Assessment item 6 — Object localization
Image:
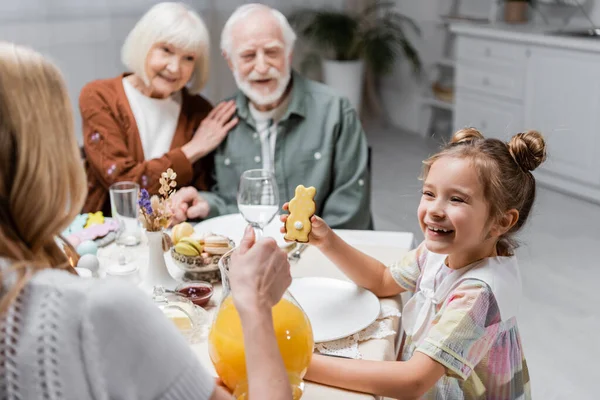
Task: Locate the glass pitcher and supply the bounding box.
[208,248,314,400]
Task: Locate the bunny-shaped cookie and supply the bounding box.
[284,185,316,243]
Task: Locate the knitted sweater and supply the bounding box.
[0,264,215,400]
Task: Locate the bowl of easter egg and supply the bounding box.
[169,225,234,283]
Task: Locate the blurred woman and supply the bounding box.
[0,41,292,400]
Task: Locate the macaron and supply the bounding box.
[174,242,198,256]
[190,232,211,244]
[180,237,203,253]
[171,222,194,245]
[174,237,203,256]
[203,235,231,255]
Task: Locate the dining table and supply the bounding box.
[96,216,415,400]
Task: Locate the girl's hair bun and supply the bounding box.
[508,130,547,172]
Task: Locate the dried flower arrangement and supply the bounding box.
[138,168,177,232]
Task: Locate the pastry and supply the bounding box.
[174,237,203,256]
[62,213,89,236]
[284,185,316,243]
[172,222,194,245]
[85,211,104,228]
[203,235,231,255]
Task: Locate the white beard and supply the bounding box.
[234,64,291,106]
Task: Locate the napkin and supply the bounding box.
[315,305,401,359]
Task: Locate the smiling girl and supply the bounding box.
[281,128,546,399]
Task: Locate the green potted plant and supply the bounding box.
[503,0,534,24]
[288,1,421,111]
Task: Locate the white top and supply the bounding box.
[249,94,291,172]
[122,78,182,160]
[0,261,215,400]
[402,252,522,346]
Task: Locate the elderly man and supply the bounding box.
[173,3,371,229]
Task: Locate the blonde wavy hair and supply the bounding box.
[0,42,87,313]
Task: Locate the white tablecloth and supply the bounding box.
[97,227,414,399]
[192,230,414,400]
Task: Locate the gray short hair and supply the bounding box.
[121,2,210,94]
[221,4,296,58]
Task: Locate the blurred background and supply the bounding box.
[2,0,599,398]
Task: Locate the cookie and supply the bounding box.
[72,219,119,243]
[85,211,104,228]
[63,213,89,236]
[284,185,316,243]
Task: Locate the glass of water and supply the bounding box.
[109,181,142,247]
[237,169,279,239]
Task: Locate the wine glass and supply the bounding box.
[237,169,279,239]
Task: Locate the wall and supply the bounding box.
[378,0,484,135]
[377,0,435,135]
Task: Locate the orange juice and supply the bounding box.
[208,296,314,399]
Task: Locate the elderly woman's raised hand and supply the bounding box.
[181,100,238,163]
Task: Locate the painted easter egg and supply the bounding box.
[76,240,98,256]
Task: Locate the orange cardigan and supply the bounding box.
[80,73,214,214]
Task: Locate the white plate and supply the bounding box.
[288,277,381,343]
[192,213,291,248]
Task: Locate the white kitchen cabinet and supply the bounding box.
[451,23,600,204]
[525,47,600,191]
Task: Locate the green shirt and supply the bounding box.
[201,72,372,229]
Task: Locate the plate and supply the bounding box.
[192,213,291,248]
[288,277,381,343]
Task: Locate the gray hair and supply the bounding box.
[220,4,296,58]
[121,2,210,94]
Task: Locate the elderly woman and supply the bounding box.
[81,2,237,214]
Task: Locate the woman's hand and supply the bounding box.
[182,100,238,163]
[279,203,334,250]
[229,226,292,316]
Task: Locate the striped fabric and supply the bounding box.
[390,244,531,399]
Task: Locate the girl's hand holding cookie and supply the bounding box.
[280,203,333,249]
